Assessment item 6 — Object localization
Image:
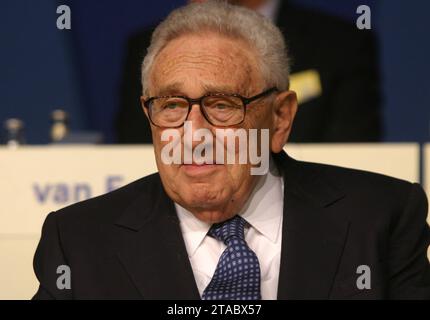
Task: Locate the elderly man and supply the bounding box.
[117,0,381,143]
[33,1,430,300]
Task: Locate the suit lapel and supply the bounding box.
[114,176,200,299]
[274,152,350,299]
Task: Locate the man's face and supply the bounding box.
[144,33,295,223]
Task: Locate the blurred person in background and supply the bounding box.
[116,0,381,143]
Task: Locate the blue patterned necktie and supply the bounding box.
[202,215,262,300]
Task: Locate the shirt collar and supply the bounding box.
[175,203,211,258]
[238,158,284,243]
[175,157,284,257]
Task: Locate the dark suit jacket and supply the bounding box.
[115,2,381,143]
[33,152,430,299]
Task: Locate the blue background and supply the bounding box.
[0,0,429,143]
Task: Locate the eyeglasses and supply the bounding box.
[142,87,278,128]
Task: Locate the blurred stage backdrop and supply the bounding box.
[0,0,430,144]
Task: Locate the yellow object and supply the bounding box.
[289,69,322,104]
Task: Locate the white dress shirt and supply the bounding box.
[175,162,284,300]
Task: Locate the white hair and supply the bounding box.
[141,0,290,95]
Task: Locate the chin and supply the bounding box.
[178,192,235,222]
[192,210,236,224]
[183,183,227,203]
[182,194,224,211]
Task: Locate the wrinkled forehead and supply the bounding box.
[148,33,264,97]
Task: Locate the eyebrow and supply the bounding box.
[155,82,184,96]
[154,82,245,97]
[202,84,244,95]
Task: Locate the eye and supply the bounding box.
[160,98,188,111]
[164,102,180,110]
[204,97,241,110]
[214,103,229,110]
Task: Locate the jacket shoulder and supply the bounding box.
[296,158,415,196]
[292,158,426,214]
[49,172,162,226]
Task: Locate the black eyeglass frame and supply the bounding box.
[142,87,278,128]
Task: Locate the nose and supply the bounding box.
[186,103,211,129]
[184,103,214,152]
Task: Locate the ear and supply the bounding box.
[140,96,150,120]
[271,90,298,153]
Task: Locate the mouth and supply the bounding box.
[180,163,222,176]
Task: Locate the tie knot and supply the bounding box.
[208,215,246,245]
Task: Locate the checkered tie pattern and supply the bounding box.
[202,215,261,300]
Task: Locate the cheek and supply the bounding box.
[152,127,182,162]
[225,163,252,189]
[223,165,258,207]
[157,163,180,190]
[152,133,182,188]
[247,106,272,129]
[244,107,273,151]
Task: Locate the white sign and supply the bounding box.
[0,143,423,299]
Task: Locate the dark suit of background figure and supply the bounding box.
[33,151,430,299]
[115,1,382,143]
